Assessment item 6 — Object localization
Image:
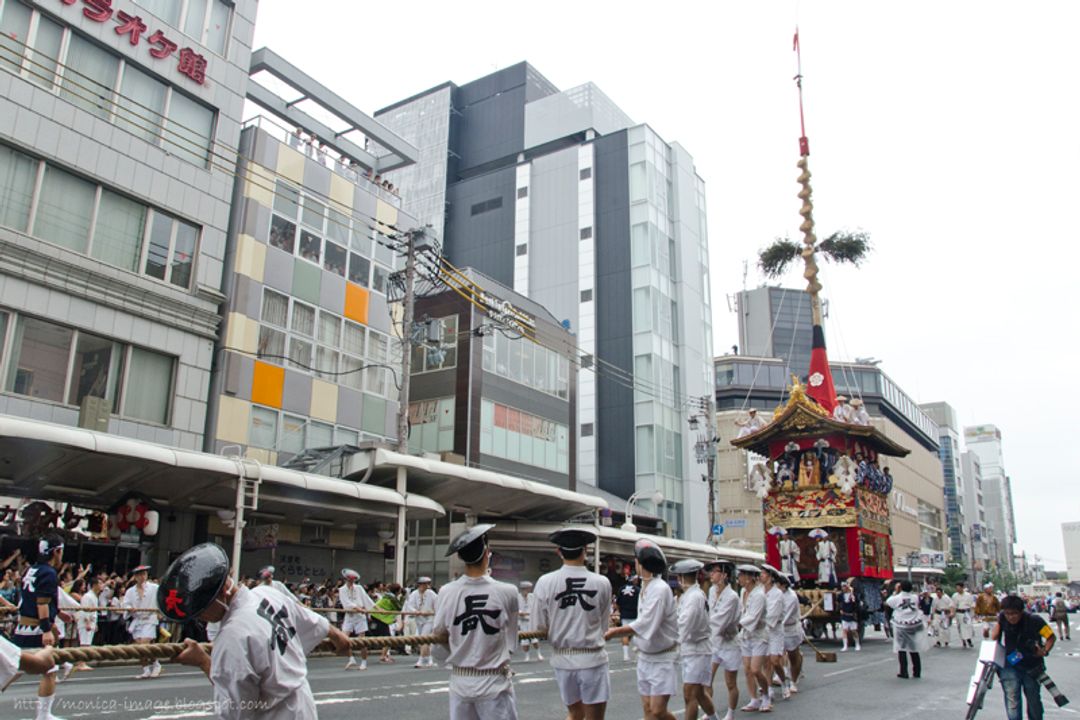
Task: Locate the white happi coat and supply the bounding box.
[630,576,678,660]
[778,538,800,581]
[930,594,954,639]
[338,582,375,634]
[517,592,535,633]
[952,590,975,640]
[739,584,768,643]
[79,589,99,635]
[815,541,837,585]
[677,585,711,658]
[122,582,160,637]
[533,564,612,670]
[782,588,804,641]
[403,587,438,634]
[708,584,741,653]
[209,585,329,720]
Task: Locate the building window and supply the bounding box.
[482,333,570,400]
[581,423,594,437]
[411,316,458,374]
[0,145,36,232]
[4,314,174,424]
[580,289,593,303]
[516,187,528,199]
[516,244,528,257]
[480,399,568,473]
[470,197,503,216]
[580,227,593,240]
[581,354,593,369]
[579,167,592,180]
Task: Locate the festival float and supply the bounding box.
[729,31,911,639]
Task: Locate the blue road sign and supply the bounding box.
[712,524,724,536]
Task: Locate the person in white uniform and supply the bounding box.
[671,559,718,720]
[402,576,439,668]
[706,561,741,720]
[777,532,800,584]
[736,564,771,713]
[76,576,101,672]
[779,574,804,695]
[814,534,838,588]
[517,581,542,662]
[432,523,520,720]
[122,565,161,679]
[0,637,55,694]
[951,582,975,648]
[532,527,612,720]
[832,396,852,423]
[605,539,678,720]
[170,543,350,720]
[339,569,375,670]
[930,586,954,647]
[760,565,787,703]
[849,398,870,425]
[257,566,299,603]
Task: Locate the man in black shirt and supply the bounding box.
[992,594,1056,720]
[614,573,640,662]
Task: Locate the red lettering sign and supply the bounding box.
[114,10,146,45]
[82,0,113,22]
[177,47,207,85]
[146,29,177,60]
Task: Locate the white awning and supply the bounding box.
[0,415,444,525]
[346,447,607,520]
[893,566,945,576]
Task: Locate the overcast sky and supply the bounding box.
[253,1,1080,571]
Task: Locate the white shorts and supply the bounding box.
[680,654,712,686]
[712,646,742,673]
[768,632,785,656]
[449,686,518,720]
[740,638,769,658]
[342,614,369,636]
[554,665,610,706]
[783,634,804,652]
[840,620,858,631]
[78,628,95,647]
[130,622,157,641]
[636,659,677,698]
[416,621,434,637]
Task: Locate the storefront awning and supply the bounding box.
[0,415,444,527]
[346,447,607,520]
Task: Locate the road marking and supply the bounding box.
[822,657,892,677]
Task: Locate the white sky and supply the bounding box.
[252,1,1080,571]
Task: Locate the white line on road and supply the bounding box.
[822,657,893,677]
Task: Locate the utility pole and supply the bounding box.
[691,395,720,545]
[395,227,419,453]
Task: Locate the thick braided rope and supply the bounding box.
[52,630,548,665]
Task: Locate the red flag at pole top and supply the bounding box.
[793,28,799,51]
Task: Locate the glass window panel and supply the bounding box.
[315,346,338,380]
[165,91,213,166]
[342,321,365,355]
[123,347,173,424]
[279,414,305,455]
[0,0,31,75]
[143,212,171,280]
[327,208,349,245]
[288,337,312,371]
[206,0,230,55]
[29,14,63,89]
[0,144,36,231]
[335,426,358,446]
[301,198,325,230]
[117,64,166,144]
[371,264,388,294]
[307,420,333,448]
[261,289,288,327]
[136,0,181,24]
[367,332,387,363]
[290,302,315,337]
[183,0,208,41]
[170,220,197,288]
[269,215,296,254]
[273,181,299,218]
[324,241,346,277]
[365,366,386,396]
[68,332,121,411]
[92,190,145,272]
[348,252,370,286]
[340,354,364,390]
[317,312,340,345]
[34,166,95,252]
[257,325,284,363]
[248,406,277,449]
[299,230,321,263]
[61,35,119,119]
[508,337,522,382]
[7,316,73,403]
[349,223,370,253]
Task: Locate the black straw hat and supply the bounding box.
[446,523,496,563]
[157,543,229,622]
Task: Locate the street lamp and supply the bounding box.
[622,490,664,533]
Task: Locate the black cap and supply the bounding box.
[634,538,667,575]
[669,558,704,576]
[704,560,734,575]
[446,523,496,563]
[548,527,597,551]
[157,543,229,622]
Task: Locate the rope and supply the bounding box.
[51,631,548,665]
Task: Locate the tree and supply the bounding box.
[942,564,968,587]
[983,567,1019,593]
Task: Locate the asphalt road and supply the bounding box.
[4,623,1078,719]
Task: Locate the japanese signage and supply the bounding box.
[58,0,209,85]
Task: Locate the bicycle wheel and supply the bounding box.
[965,664,995,720]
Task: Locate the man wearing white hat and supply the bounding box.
[849,398,870,425]
[974,582,1000,638]
[518,580,542,662]
[123,564,161,679]
[814,531,838,588]
[402,576,438,668]
[706,561,741,720]
[672,559,718,720]
[951,581,975,648]
[779,574,804,695]
[775,529,800,584]
[736,564,770,713]
[258,566,299,603]
[339,569,375,670]
[533,527,612,719]
[735,409,766,438]
[832,396,852,423]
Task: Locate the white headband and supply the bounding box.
[39,539,62,555]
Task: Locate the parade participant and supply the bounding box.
[760,565,788,700]
[736,564,770,713]
[849,398,870,425]
[735,409,766,438]
[14,534,66,720]
[991,594,1057,720]
[432,523,520,720]
[257,566,299,603]
[339,569,374,670]
[371,583,403,664]
[1049,593,1070,641]
[975,582,1001,638]
[669,559,717,720]
[776,530,800,583]
[122,565,161,679]
[76,576,102,672]
[533,527,612,720]
[614,572,641,662]
[517,581,542,662]
[952,582,976,648]
[605,539,678,720]
[168,543,349,719]
[706,561,741,720]
[832,395,852,423]
[814,532,838,588]
[0,638,55,693]
[779,574,803,695]
[930,586,954,647]
[886,580,927,679]
[838,580,861,652]
[402,576,438,668]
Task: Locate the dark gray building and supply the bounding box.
[377,64,714,540]
[736,286,814,381]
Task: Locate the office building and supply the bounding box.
[377,64,714,540]
[964,424,1016,571]
[962,450,991,579]
[1062,522,1080,583]
[921,401,968,568]
[735,286,814,380]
